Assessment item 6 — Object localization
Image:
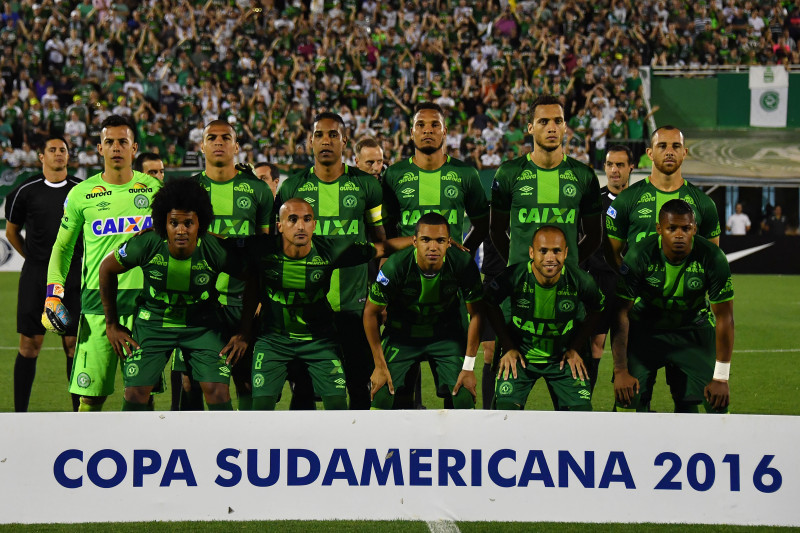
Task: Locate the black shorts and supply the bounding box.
[17,261,81,337]
[589,268,619,337]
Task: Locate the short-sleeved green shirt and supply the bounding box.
[186,171,273,305]
[114,231,239,327]
[606,178,721,247]
[382,156,489,242]
[47,171,162,315]
[617,234,733,331]
[246,234,377,341]
[276,165,383,312]
[484,262,605,364]
[368,246,483,340]
[491,153,602,266]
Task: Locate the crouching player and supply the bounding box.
[486,226,604,410]
[239,198,414,410]
[98,178,248,410]
[365,213,484,409]
[613,200,734,413]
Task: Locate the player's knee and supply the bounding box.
[321,395,347,410]
[200,382,231,404]
[495,398,523,410]
[252,396,277,410]
[451,387,475,409]
[563,403,592,412]
[371,387,394,410]
[674,401,700,414]
[18,335,43,358]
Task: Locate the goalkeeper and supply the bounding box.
[45,115,161,411]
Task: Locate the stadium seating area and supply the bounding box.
[0,0,797,170]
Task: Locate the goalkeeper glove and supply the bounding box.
[42,283,71,334]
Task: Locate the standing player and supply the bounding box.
[44,115,161,411]
[254,162,281,198]
[134,152,165,181]
[182,119,273,410]
[275,112,385,410]
[582,145,633,392]
[6,136,82,412]
[491,94,602,268]
[366,213,485,410]
[486,226,605,410]
[354,136,385,179]
[383,103,489,253]
[242,199,412,410]
[613,200,733,413]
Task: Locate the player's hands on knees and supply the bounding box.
[613,367,639,407]
[497,349,525,380]
[106,323,139,359]
[453,370,477,399]
[369,365,393,400]
[220,334,248,366]
[561,349,587,381]
[704,379,729,411]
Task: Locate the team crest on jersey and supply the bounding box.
[444,185,459,199]
[343,194,357,208]
[134,194,150,208]
[194,272,210,285]
[559,300,575,312]
[376,271,390,286]
[562,184,577,198]
[126,364,139,377]
[237,196,252,209]
[498,382,513,395]
[687,277,703,290]
[76,372,91,388]
[561,170,577,181]
[310,270,323,282]
[234,182,254,193]
[86,186,111,199]
[253,373,264,388]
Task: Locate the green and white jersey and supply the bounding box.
[276,165,383,312]
[492,153,602,267]
[189,171,273,305]
[47,171,162,315]
[617,234,733,331]
[113,231,240,328]
[382,156,489,242]
[606,178,721,247]
[484,262,605,364]
[368,247,483,340]
[246,234,377,341]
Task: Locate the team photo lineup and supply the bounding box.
[4,0,772,415]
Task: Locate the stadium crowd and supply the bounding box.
[0,0,798,172]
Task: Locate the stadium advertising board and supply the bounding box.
[0,411,796,526]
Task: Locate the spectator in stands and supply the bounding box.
[761,204,788,236]
[726,203,751,236]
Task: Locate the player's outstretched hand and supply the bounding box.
[453,370,477,400]
[560,349,587,381]
[497,349,525,380]
[220,334,249,366]
[106,323,140,359]
[448,237,469,253]
[704,379,730,411]
[41,283,70,334]
[369,365,394,400]
[613,368,640,407]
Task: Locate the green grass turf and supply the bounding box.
[0,273,797,413]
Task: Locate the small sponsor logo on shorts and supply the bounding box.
[138,309,151,320]
[253,374,264,388]
[219,366,231,376]
[134,194,150,209]
[126,364,139,377]
[578,388,590,400]
[562,183,577,198]
[76,372,91,388]
[498,382,513,396]
[236,196,252,209]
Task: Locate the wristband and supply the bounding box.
[462,355,476,371]
[713,361,730,381]
[47,283,65,299]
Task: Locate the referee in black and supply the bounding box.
[5,136,82,412]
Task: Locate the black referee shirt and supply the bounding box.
[583,185,617,274]
[4,174,83,263]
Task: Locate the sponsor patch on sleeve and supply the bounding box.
[118,242,128,258]
[607,206,617,219]
[376,271,390,286]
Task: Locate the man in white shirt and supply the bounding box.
[727,202,751,235]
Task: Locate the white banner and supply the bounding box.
[749,66,789,127]
[0,229,24,272]
[0,411,797,526]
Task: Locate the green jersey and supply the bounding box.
[382,156,489,242]
[368,247,483,340]
[276,165,383,312]
[485,262,605,364]
[492,153,602,266]
[246,234,377,340]
[617,234,733,331]
[113,231,240,327]
[189,171,273,305]
[606,178,722,246]
[47,171,162,315]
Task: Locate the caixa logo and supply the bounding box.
[92,216,153,236]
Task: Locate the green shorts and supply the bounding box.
[69,313,134,397]
[251,334,345,399]
[382,335,466,397]
[624,326,716,409]
[124,320,231,388]
[495,360,592,410]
